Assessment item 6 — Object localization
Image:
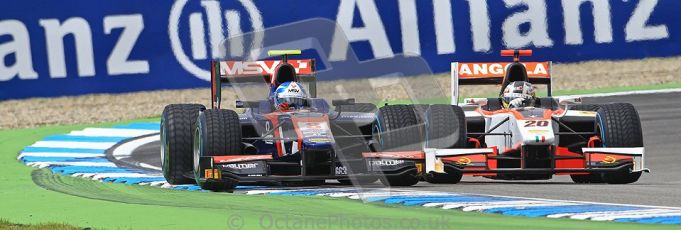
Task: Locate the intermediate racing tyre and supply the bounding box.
[336,103,377,113]
[423,105,466,184]
[596,103,644,184]
[193,109,242,191]
[372,105,422,186]
[161,104,205,184]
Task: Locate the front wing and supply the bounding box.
[362,147,648,177]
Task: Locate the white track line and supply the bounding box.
[112,134,161,171]
[446,192,681,211]
[460,201,578,212]
[18,152,105,158]
[69,128,157,137]
[31,141,117,150]
[27,162,117,168]
[563,88,681,99]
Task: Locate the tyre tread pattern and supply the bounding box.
[162,104,205,184]
[597,103,644,184]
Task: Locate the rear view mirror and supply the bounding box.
[463,98,488,107]
[235,100,262,108]
[557,96,582,106]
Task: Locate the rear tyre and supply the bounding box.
[336,103,377,113]
[193,109,242,191]
[596,103,644,184]
[373,105,422,186]
[423,105,467,184]
[161,104,205,184]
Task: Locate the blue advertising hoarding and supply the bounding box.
[1,0,679,99]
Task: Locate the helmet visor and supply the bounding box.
[277,97,307,108]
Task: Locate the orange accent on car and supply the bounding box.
[468,137,481,148]
[213,155,273,163]
[587,136,601,148]
[362,151,425,159]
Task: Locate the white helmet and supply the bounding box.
[502,81,536,108]
[273,81,308,109]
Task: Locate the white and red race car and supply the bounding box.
[365,50,648,184]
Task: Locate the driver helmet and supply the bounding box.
[273,81,308,110]
[502,81,536,108]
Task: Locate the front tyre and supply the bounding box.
[193,109,242,191]
[596,103,644,184]
[372,105,422,186]
[161,104,205,184]
[422,105,467,184]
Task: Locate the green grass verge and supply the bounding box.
[379,82,681,105]
[0,119,677,229]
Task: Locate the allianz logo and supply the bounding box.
[169,0,263,81]
[0,0,262,82]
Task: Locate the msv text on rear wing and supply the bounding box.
[210,50,317,109]
[451,50,552,105]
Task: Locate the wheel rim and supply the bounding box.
[160,118,167,168]
[193,123,202,181]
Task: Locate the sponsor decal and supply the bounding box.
[219,60,313,77]
[456,157,472,165]
[601,155,617,164]
[370,159,405,166]
[224,163,258,169]
[577,111,598,116]
[527,130,550,135]
[215,155,271,163]
[457,62,550,78]
[298,122,331,138]
[308,137,331,143]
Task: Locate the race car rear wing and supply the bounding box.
[451,50,552,105]
[210,52,317,109]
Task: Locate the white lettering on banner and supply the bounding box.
[626,0,669,42]
[0,20,37,81]
[562,0,613,45]
[502,0,553,49]
[40,17,95,78]
[169,0,263,81]
[433,0,455,54]
[399,0,421,56]
[468,0,491,52]
[104,14,149,75]
[188,13,207,60]
[0,0,672,83]
[330,0,394,61]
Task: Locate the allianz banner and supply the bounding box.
[1,0,679,99]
